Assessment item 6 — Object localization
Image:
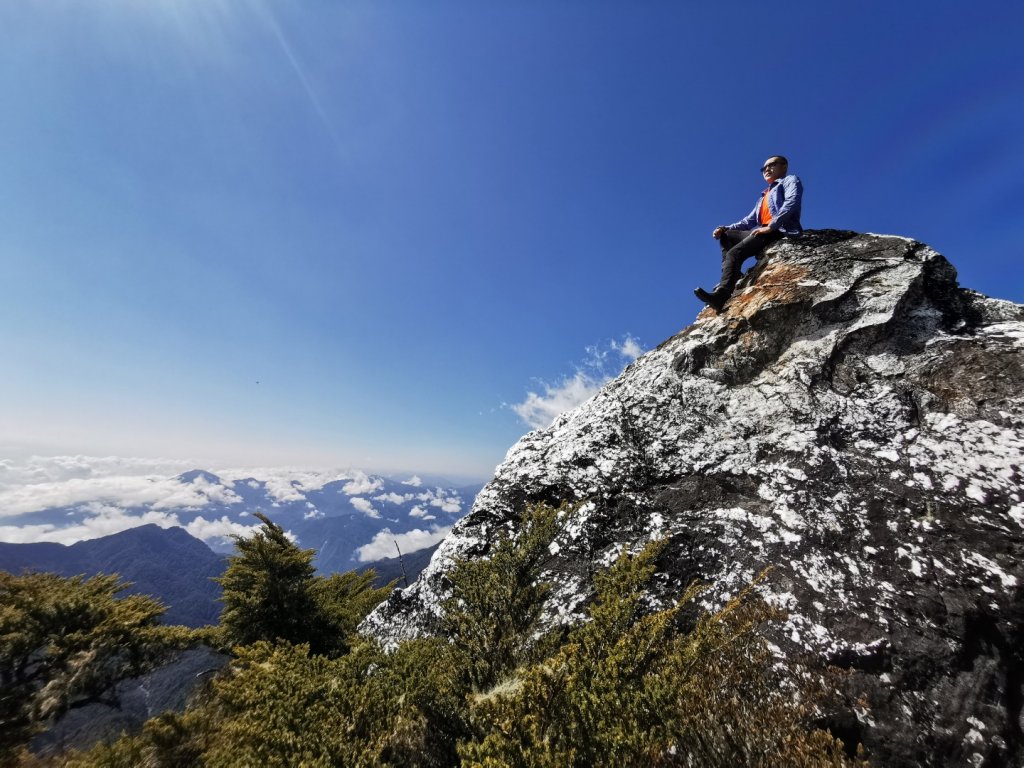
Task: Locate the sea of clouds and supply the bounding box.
[0,455,434,549]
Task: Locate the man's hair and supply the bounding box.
[770,155,788,167]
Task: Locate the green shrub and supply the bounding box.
[57,503,868,767]
[458,544,865,767]
[441,502,565,692]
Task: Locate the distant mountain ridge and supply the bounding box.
[0,524,226,627]
[0,522,446,628]
[0,466,472,625]
[0,467,482,573]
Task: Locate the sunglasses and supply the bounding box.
[761,161,781,172]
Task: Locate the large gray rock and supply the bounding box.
[362,231,1024,767]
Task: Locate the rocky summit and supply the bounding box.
[363,231,1024,767]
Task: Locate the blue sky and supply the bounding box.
[1,0,1021,481]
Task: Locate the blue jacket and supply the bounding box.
[728,174,803,235]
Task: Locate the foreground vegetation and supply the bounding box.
[2,506,867,766]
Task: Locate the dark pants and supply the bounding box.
[713,228,783,299]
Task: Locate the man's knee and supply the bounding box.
[744,229,783,254]
[727,235,760,260]
[719,230,747,248]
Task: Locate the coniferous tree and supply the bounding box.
[216,512,325,651]
[216,513,393,656]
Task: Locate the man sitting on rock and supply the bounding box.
[695,155,803,311]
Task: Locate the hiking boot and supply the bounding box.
[694,287,726,312]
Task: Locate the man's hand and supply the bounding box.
[712,226,726,239]
[753,226,773,235]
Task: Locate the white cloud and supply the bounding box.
[0,455,193,486]
[429,496,462,514]
[509,335,646,430]
[0,504,182,545]
[0,472,240,518]
[216,467,360,502]
[511,371,603,431]
[304,509,323,520]
[0,504,263,547]
[411,488,461,515]
[0,523,61,544]
[356,526,452,562]
[259,479,307,502]
[612,335,644,361]
[402,475,423,487]
[408,505,434,519]
[374,492,412,505]
[350,497,381,519]
[179,473,243,506]
[342,471,383,496]
[185,515,262,543]
[0,457,458,547]
[0,458,335,546]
